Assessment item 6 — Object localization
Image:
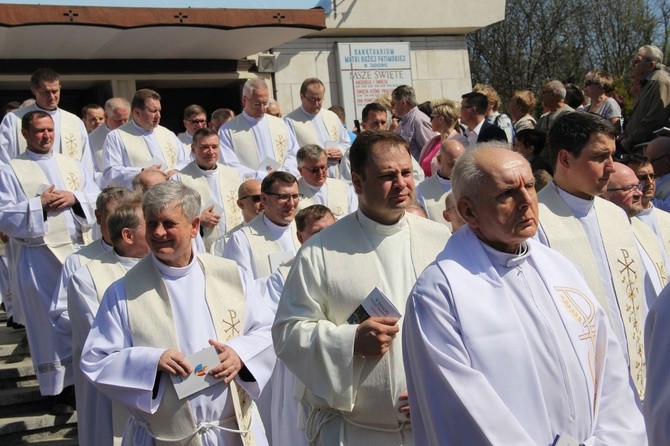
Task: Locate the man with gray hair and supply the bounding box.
[295,144,357,218]
[285,78,350,179]
[402,144,646,445]
[89,97,131,180]
[81,181,274,445]
[621,45,670,153]
[219,78,299,179]
[537,80,574,133]
[392,84,438,160]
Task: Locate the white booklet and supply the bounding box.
[257,156,281,173]
[347,287,402,324]
[202,198,224,216]
[170,346,222,399]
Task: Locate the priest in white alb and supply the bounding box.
[173,127,243,253]
[273,131,450,445]
[68,196,149,446]
[0,110,98,398]
[102,88,188,188]
[89,97,131,182]
[218,78,299,179]
[403,145,646,445]
[81,181,275,445]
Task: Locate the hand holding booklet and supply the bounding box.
[170,346,222,399]
[347,287,402,324]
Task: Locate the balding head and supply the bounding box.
[237,179,263,223]
[437,139,466,179]
[645,136,670,176]
[602,162,643,218]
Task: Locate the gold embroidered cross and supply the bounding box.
[66,172,80,190]
[165,143,176,166]
[329,125,339,141]
[64,133,78,158]
[223,309,241,336]
[618,248,638,281]
[274,135,287,165]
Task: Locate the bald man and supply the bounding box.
[443,191,465,233]
[602,162,668,307]
[415,139,465,227]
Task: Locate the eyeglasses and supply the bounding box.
[637,173,656,182]
[303,96,324,105]
[189,119,207,124]
[265,193,303,203]
[584,80,601,87]
[304,165,327,174]
[632,57,653,66]
[607,183,642,193]
[239,194,261,202]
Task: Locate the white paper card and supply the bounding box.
[170,346,221,399]
[258,156,281,172]
[202,198,224,216]
[138,156,167,171]
[37,183,51,195]
[552,434,580,446]
[347,286,402,324]
[268,251,294,274]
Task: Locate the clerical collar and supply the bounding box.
[101,238,113,252]
[242,110,264,126]
[638,205,653,217]
[197,163,218,175]
[263,213,293,232]
[299,105,318,118]
[151,249,197,279]
[554,182,594,218]
[35,104,59,115]
[356,209,408,236]
[130,119,153,136]
[113,250,142,269]
[436,172,451,184]
[26,149,53,161]
[481,239,531,268]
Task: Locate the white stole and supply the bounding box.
[228,115,289,169]
[297,178,349,218]
[124,253,255,446]
[179,162,243,252]
[14,107,84,160]
[9,152,89,262]
[538,185,646,399]
[631,218,668,289]
[286,108,341,147]
[240,216,298,278]
[418,175,450,226]
[117,122,180,168]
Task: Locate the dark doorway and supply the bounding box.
[136,82,244,134]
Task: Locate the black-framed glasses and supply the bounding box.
[239,194,261,202]
[305,166,327,174]
[189,119,207,124]
[607,183,642,193]
[584,80,601,87]
[265,193,303,203]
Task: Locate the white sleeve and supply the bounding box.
[644,287,670,444]
[102,131,141,188]
[0,166,47,238]
[221,229,255,282]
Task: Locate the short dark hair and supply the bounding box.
[515,129,547,156]
[300,78,325,96]
[30,68,59,87]
[295,204,334,232]
[391,85,417,107]
[261,171,297,194]
[131,88,161,110]
[183,104,206,119]
[21,110,51,131]
[461,92,488,115]
[620,153,651,168]
[362,102,388,122]
[548,112,616,168]
[81,103,102,118]
[107,196,143,246]
[192,127,218,144]
[564,84,584,109]
[349,130,409,178]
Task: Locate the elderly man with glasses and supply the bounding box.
[620,45,670,153]
[218,78,299,179]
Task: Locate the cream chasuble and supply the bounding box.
[631,218,668,292]
[415,174,451,226]
[273,211,450,445]
[297,178,352,218]
[178,161,243,252]
[124,253,256,446]
[227,114,290,170]
[538,183,647,399]
[637,206,670,257]
[117,121,181,169]
[236,215,299,279]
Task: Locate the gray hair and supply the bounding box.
[297,144,326,166]
[242,78,269,97]
[267,99,280,108]
[543,80,566,99]
[104,97,130,115]
[96,186,134,213]
[107,196,143,246]
[639,45,664,67]
[142,181,201,222]
[391,85,418,107]
[451,143,510,202]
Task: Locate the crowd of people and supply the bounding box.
[0,42,669,446]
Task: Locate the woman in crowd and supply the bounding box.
[417,98,467,176]
[507,90,537,133]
